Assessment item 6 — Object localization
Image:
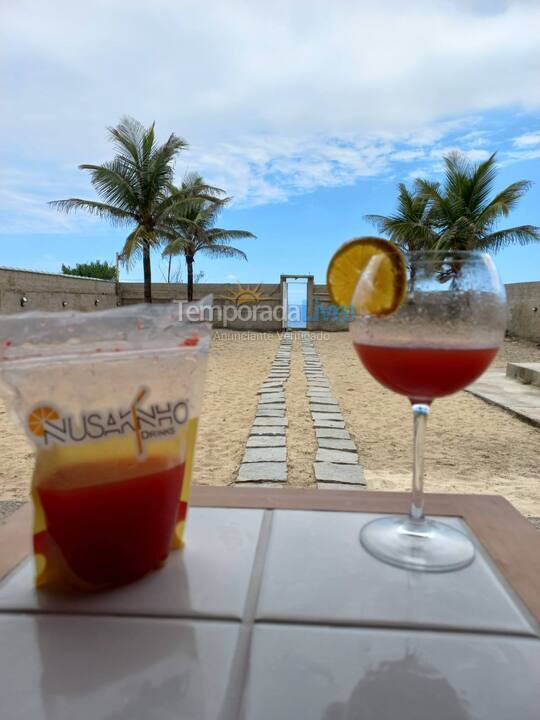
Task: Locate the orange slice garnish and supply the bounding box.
[28,406,60,437]
[327,236,407,316]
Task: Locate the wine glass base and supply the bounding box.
[360,516,475,572]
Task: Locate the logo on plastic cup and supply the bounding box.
[27,389,189,448]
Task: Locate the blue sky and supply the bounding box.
[1,1,540,286]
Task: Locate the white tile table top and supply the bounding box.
[0,613,239,720]
[0,505,539,720]
[0,507,264,620]
[256,510,538,636]
[241,624,540,720]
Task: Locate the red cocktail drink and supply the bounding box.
[347,249,507,572]
[37,457,184,587]
[354,343,497,402]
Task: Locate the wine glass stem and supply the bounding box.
[409,403,430,522]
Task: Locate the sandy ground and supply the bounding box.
[0,330,538,517]
[315,333,540,517]
[193,330,279,485]
[286,336,318,487]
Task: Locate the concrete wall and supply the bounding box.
[0,268,117,314]
[119,282,284,330]
[506,282,540,341]
[1,267,539,340]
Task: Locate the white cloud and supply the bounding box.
[513,131,540,147]
[391,150,426,162]
[1,0,540,227]
[430,147,492,162]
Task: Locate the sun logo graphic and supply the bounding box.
[218,283,274,305]
[28,406,60,437]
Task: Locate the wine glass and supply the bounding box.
[350,250,506,571]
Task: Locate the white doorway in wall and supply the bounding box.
[285,278,308,329]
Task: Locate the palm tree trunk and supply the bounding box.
[186,254,194,301]
[143,240,152,303]
[167,254,172,284]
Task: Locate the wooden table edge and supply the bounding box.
[1,488,539,625]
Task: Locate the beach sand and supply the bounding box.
[0,330,538,518]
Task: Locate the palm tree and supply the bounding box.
[367,153,539,257]
[162,174,256,301]
[416,152,539,252]
[365,183,438,254]
[50,116,192,302]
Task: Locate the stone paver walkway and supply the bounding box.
[236,333,292,485]
[300,334,365,489]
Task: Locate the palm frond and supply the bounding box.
[482,180,532,219]
[107,116,146,166]
[466,153,497,212]
[162,238,187,257]
[120,226,147,268]
[206,228,256,241]
[79,160,140,211]
[48,198,135,226]
[200,244,248,261]
[478,225,540,252]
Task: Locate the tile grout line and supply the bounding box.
[217,509,274,720]
[300,333,366,489]
[235,333,292,486]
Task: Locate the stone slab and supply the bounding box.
[315,448,358,464]
[253,417,288,427]
[307,388,333,395]
[313,419,345,429]
[317,437,357,451]
[315,428,350,439]
[313,462,365,485]
[466,369,540,428]
[307,396,336,405]
[237,462,288,482]
[310,404,340,413]
[256,407,285,417]
[242,447,287,463]
[259,394,285,404]
[250,425,286,435]
[247,435,286,447]
[312,412,343,422]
